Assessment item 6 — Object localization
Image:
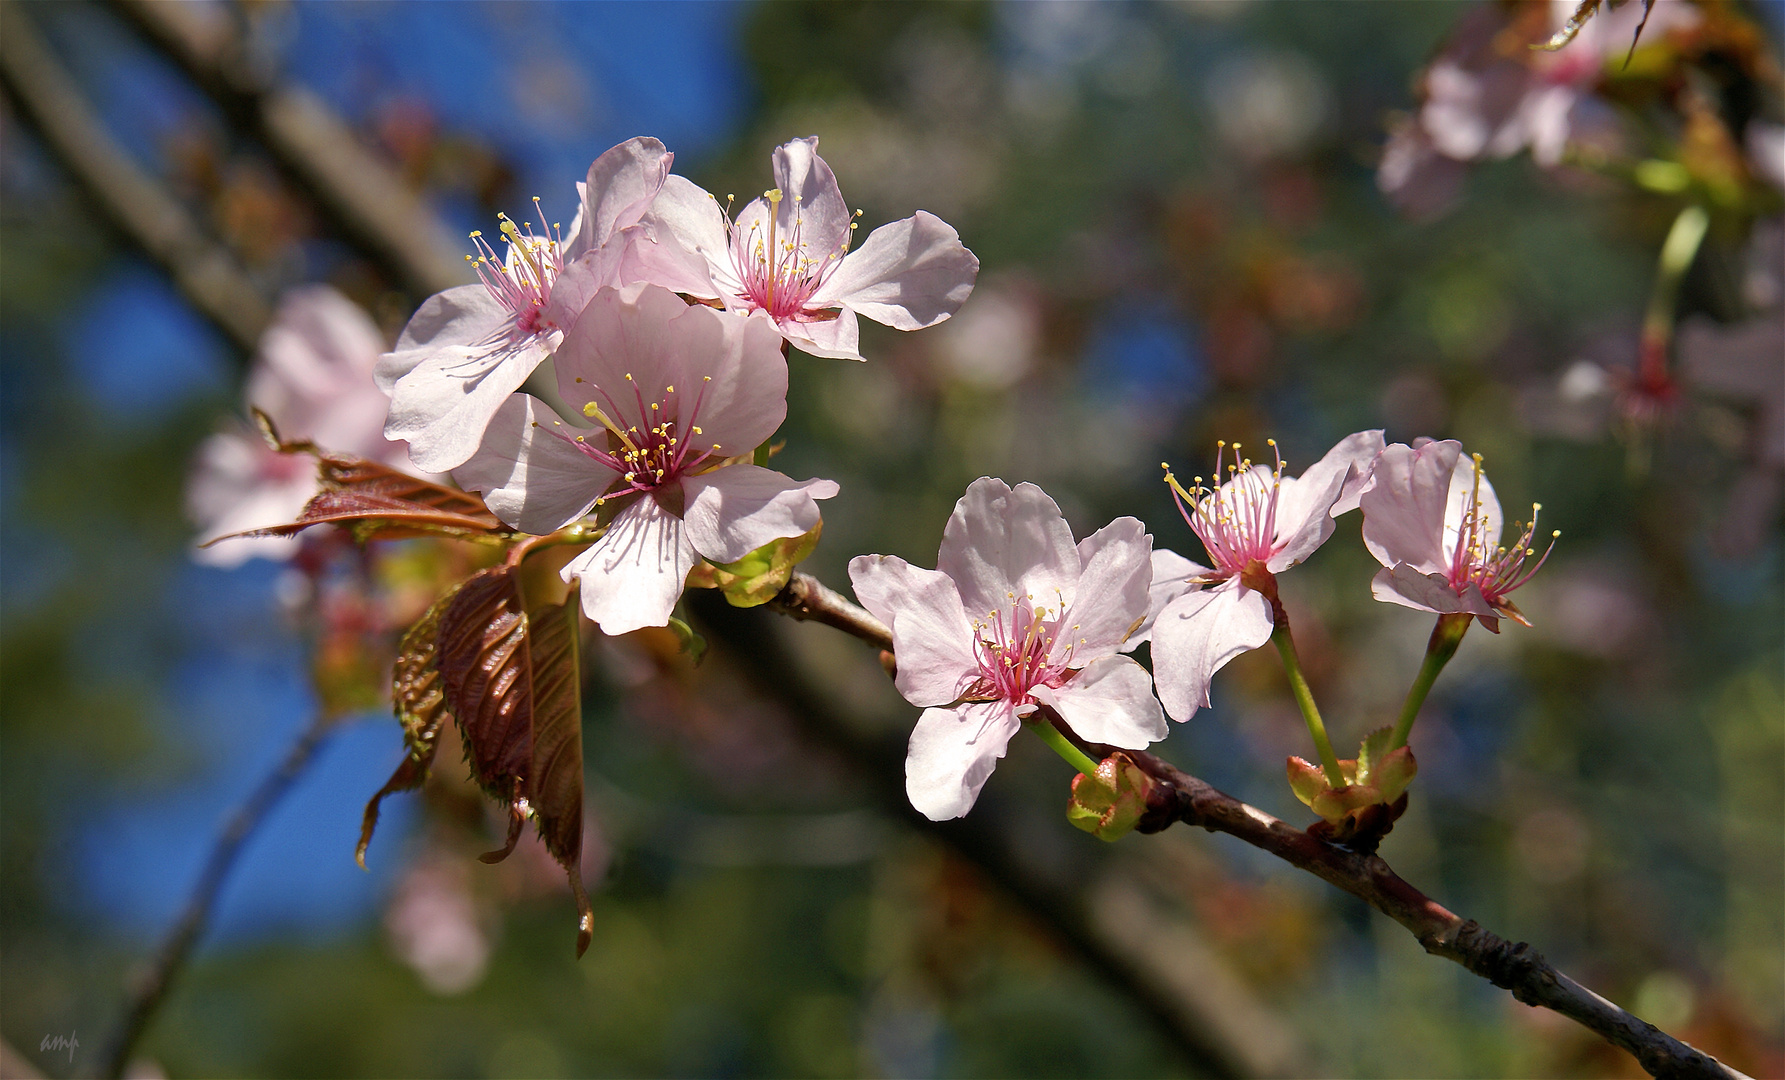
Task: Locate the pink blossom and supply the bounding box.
[188,285,419,566]
[455,284,837,635]
[1359,439,1556,631]
[849,478,1165,821]
[628,136,979,360]
[377,137,675,472]
[1148,431,1384,722]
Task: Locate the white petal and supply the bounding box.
[1268,430,1386,571]
[1031,655,1166,749]
[452,395,607,534]
[771,137,851,260]
[1371,564,1496,619]
[1063,517,1153,658]
[577,137,673,254]
[1149,581,1274,723]
[376,285,509,392]
[631,175,729,297]
[186,430,313,566]
[904,702,1021,821]
[808,212,979,330]
[681,464,837,563]
[1123,548,1210,651]
[383,333,551,474]
[564,495,697,635]
[1360,440,1461,574]
[849,554,982,709]
[779,309,863,361]
[1442,451,1504,557]
[938,478,1080,620]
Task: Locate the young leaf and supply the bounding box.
[357,580,464,868]
[434,563,592,956]
[1356,725,1396,787]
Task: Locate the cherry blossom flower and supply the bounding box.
[849,478,1165,821]
[189,285,419,566]
[1359,439,1557,631]
[628,136,979,360]
[455,284,837,635]
[1147,432,1384,722]
[377,137,676,472]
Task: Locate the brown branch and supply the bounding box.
[762,571,1749,1080]
[100,716,335,1079]
[104,0,471,300]
[0,2,272,352]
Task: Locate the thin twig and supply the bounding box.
[0,2,272,352]
[101,717,335,1079]
[763,571,1749,1080]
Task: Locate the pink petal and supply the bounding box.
[808,211,979,330]
[1361,440,1461,574]
[904,701,1021,821]
[631,175,731,298]
[849,554,981,709]
[576,137,673,256]
[1442,452,1503,555]
[452,395,608,534]
[1030,655,1165,749]
[1065,516,1153,658]
[563,495,697,635]
[187,430,313,566]
[553,284,787,457]
[770,137,852,261]
[1371,563,1496,619]
[1150,580,1274,723]
[1122,548,1209,652]
[376,284,510,392]
[938,478,1080,621]
[1268,429,1385,571]
[779,309,863,361]
[681,464,837,564]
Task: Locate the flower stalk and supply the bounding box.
[1391,613,1472,750]
[1029,715,1103,778]
[1270,623,1345,789]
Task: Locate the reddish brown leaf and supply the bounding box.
[202,446,504,548]
[434,563,590,956]
[357,580,463,868]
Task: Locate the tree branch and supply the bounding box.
[101,716,335,1079]
[0,2,272,353]
[761,571,1749,1080]
[104,0,471,301]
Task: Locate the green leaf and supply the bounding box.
[1356,726,1395,787]
[1286,756,1329,808]
[686,522,823,608]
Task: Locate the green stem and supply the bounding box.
[1272,625,1345,788]
[1029,717,1102,777]
[1391,613,1472,750]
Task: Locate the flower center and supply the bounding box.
[466,198,563,335]
[541,374,723,503]
[1162,440,1286,578]
[967,594,1082,706]
[1447,454,1558,606]
[726,188,860,321]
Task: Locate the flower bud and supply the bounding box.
[1066,752,1153,842]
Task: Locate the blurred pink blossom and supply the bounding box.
[187,285,417,566]
[850,478,1165,821]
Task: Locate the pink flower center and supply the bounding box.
[543,374,722,502]
[1446,455,1557,607]
[967,595,1081,707]
[726,188,860,321]
[467,198,564,335]
[1163,440,1286,578]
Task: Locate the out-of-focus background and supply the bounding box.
[1,1,1780,1077]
